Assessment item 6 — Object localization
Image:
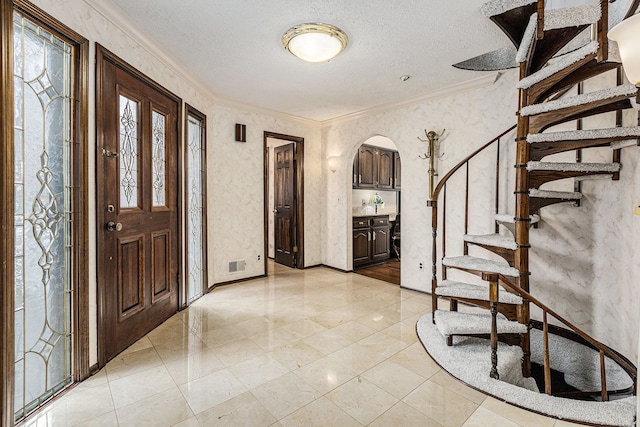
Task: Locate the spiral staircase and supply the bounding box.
[423,0,639,424]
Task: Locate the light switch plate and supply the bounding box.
[634,204,640,216]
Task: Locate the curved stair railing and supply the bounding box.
[489,274,637,400]
[428,0,639,410]
[427,124,516,320]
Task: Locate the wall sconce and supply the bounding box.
[608,13,640,87]
[327,156,339,173]
[235,123,246,142]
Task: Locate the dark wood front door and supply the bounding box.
[96,46,180,364]
[274,143,296,268]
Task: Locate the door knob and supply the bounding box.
[273,209,278,213]
[106,221,123,232]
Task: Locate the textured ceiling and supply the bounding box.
[104,0,510,122]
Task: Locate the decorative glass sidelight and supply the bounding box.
[151,111,166,206]
[119,95,139,208]
[13,12,73,421]
[186,115,205,304]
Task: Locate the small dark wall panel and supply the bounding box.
[118,238,144,315]
[152,232,169,298]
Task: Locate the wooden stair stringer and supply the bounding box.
[532,60,620,105]
[485,2,538,48]
[528,26,592,74]
[528,98,633,134]
[527,162,621,189]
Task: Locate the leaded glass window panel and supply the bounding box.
[186,115,205,304]
[13,11,73,421]
[152,111,166,206]
[119,95,139,208]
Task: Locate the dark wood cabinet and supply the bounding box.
[394,153,401,189]
[377,150,393,189]
[353,215,390,268]
[353,144,398,190]
[357,145,376,188]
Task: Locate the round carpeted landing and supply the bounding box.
[416,314,636,426]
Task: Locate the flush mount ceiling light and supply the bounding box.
[282,23,348,63]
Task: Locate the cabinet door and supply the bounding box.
[372,226,390,262]
[377,150,393,189]
[353,228,371,267]
[394,153,401,189]
[358,146,376,188]
[352,152,359,188]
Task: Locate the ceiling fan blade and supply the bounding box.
[453,46,518,71]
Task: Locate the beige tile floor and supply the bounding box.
[24,263,583,426]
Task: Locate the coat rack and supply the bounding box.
[418,129,447,198]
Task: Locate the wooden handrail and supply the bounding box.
[497,273,637,395]
[430,125,516,202]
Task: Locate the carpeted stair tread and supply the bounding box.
[611,139,638,150]
[529,189,582,200]
[526,161,620,173]
[481,0,536,17]
[517,41,598,89]
[436,280,523,304]
[443,255,519,277]
[527,126,640,143]
[417,315,637,427]
[464,233,518,250]
[516,13,537,63]
[434,310,527,336]
[543,3,601,31]
[520,84,637,116]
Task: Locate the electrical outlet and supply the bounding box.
[634,203,640,216]
[419,262,423,270]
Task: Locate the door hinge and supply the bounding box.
[293,246,298,253]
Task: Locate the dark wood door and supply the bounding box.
[358,146,376,188]
[377,150,393,189]
[97,49,179,364]
[274,144,296,267]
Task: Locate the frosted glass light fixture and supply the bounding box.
[608,13,640,86]
[327,156,339,173]
[282,23,348,63]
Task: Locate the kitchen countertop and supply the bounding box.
[353,213,396,221]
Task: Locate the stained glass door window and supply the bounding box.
[13,11,74,421]
[186,112,206,304]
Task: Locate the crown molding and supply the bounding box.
[81,0,500,130]
[82,0,321,129]
[320,72,500,127]
[211,96,321,128]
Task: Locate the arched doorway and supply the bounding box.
[350,136,401,285]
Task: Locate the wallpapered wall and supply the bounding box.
[29,0,640,367]
[322,69,640,362]
[32,0,321,365]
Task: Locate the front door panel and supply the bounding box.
[97,49,179,364]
